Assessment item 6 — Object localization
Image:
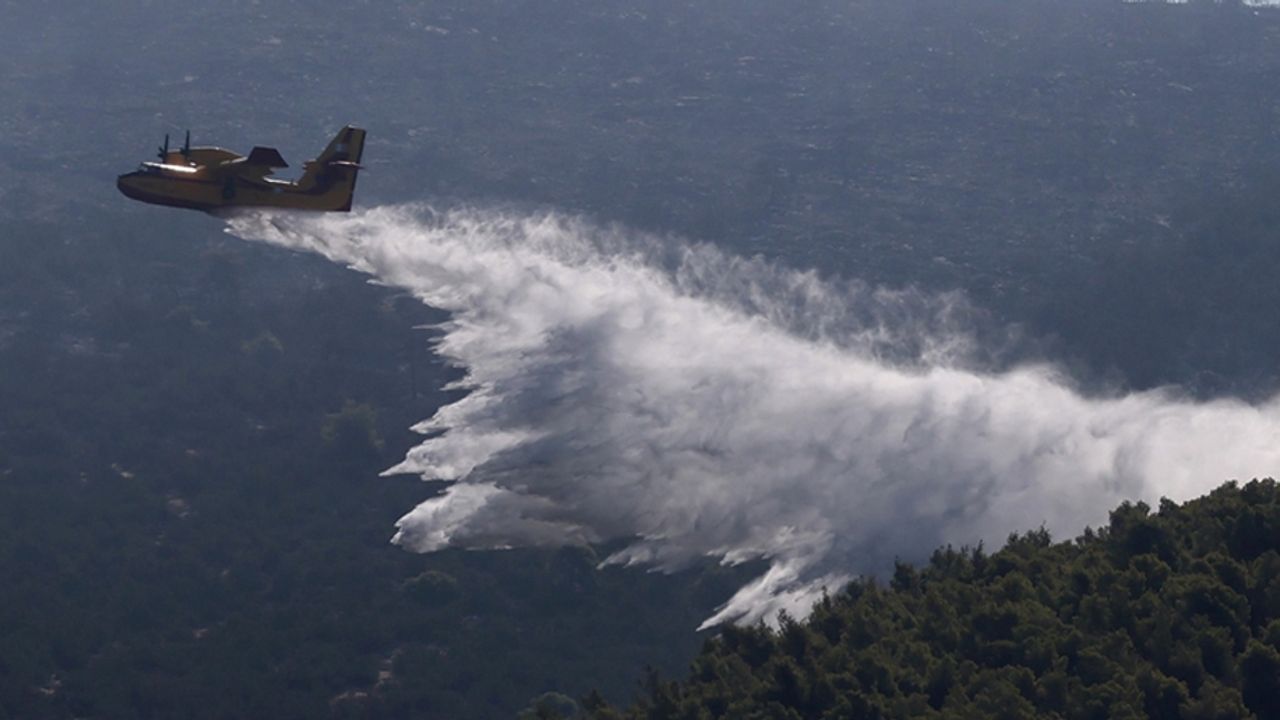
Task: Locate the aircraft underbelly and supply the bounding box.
[117,173,338,212]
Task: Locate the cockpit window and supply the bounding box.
[138,163,159,174]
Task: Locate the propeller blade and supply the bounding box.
[157,133,170,160]
[182,130,191,157]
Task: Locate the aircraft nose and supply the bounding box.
[116,173,142,200]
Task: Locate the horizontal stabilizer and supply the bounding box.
[246,146,288,168]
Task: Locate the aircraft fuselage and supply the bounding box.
[117,126,365,213]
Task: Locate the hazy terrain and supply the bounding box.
[4,1,1280,718]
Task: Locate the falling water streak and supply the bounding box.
[227,205,1280,627]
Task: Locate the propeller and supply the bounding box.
[157,133,170,160]
[181,130,191,159]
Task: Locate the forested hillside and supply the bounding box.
[585,480,1280,720]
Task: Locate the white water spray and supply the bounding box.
[228,205,1280,627]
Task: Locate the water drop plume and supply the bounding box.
[227,204,1280,628]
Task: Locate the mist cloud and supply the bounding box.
[228,205,1280,627]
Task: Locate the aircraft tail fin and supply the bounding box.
[298,126,366,211]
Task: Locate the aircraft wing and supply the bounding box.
[208,146,290,181]
[245,147,288,168]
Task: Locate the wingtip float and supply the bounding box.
[117,126,366,213]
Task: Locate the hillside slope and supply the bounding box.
[587,479,1280,720]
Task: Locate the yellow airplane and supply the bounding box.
[117,126,366,212]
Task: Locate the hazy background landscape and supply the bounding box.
[4,1,1280,718]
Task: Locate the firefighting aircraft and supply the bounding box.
[117,126,365,212]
